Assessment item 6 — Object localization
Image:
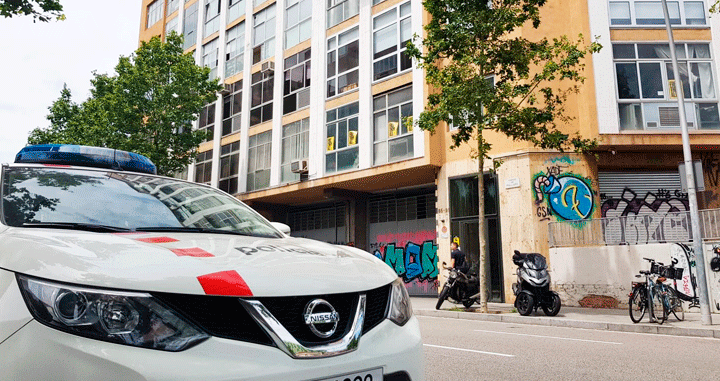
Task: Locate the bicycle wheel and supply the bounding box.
[666,287,685,321]
[629,285,646,323]
[650,287,667,324]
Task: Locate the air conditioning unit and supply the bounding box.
[261,61,275,73]
[219,83,233,95]
[291,159,308,174]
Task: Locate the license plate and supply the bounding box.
[316,368,383,381]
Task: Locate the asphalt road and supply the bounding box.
[419,315,720,381]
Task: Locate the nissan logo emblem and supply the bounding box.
[303,299,340,339]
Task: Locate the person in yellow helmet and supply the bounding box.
[448,237,469,274]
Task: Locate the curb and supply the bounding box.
[414,309,720,339]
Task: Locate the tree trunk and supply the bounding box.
[477,130,488,313]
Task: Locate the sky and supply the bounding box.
[0,0,140,164]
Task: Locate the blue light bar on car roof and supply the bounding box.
[15,144,157,175]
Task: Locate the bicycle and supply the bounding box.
[656,259,691,322]
[629,258,667,324]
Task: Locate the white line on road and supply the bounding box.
[423,344,515,357]
[473,329,623,345]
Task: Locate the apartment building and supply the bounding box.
[139,0,720,301]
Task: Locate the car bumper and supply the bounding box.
[0,276,424,381]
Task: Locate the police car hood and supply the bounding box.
[0,228,396,296]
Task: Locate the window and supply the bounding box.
[327,0,358,28]
[226,22,245,77]
[372,2,412,81]
[199,103,216,142]
[613,43,719,130]
[608,1,706,26]
[326,102,359,173]
[219,141,240,194]
[222,80,243,136]
[167,0,180,15]
[250,70,274,126]
[284,48,311,115]
[247,131,272,191]
[147,0,163,28]
[285,0,312,49]
[166,16,179,36]
[327,26,359,98]
[373,86,413,165]
[183,2,199,49]
[227,0,245,24]
[195,150,213,185]
[202,38,219,79]
[281,118,310,183]
[372,0,386,5]
[253,4,276,64]
[204,0,222,37]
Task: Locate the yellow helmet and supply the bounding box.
[452,236,460,245]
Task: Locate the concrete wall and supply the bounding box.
[549,244,673,307]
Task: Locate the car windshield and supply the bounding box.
[1,166,282,238]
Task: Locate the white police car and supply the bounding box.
[0,145,423,381]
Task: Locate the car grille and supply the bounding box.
[152,282,390,347]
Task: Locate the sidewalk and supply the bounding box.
[411,296,720,339]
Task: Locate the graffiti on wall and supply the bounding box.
[533,161,595,222]
[370,230,438,295]
[600,188,690,244]
[373,240,439,283]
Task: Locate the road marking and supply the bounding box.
[423,344,515,357]
[473,329,623,345]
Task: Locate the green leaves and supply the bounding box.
[407,0,600,158]
[0,0,64,22]
[28,33,222,175]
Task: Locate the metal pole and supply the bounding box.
[661,0,712,325]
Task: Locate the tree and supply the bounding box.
[406,0,600,312]
[29,33,222,175]
[0,0,64,22]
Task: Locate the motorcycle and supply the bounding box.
[512,250,561,316]
[436,261,479,310]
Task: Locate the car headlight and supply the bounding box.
[387,278,412,326]
[17,275,209,351]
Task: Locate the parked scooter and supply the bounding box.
[512,250,561,316]
[436,261,480,310]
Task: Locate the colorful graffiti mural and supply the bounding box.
[370,229,438,295]
[373,240,439,283]
[601,188,690,244]
[533,162,594,221]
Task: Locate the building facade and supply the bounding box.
[139,0,720,301]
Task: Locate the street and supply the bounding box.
[419,315,720,381]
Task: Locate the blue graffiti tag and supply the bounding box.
[373,240,439,283]
[535,174,594,221]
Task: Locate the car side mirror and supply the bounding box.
[270,222,291,236]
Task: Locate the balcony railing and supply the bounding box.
[548,208,720,248]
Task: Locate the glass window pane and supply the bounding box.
[665,62,691,99]
[612,44,635,59]
[339,26,359,45]
[616,63,640,99]
[327,78,336,97]
[688,44,711,59]
[639,62,663,99]
[374,141,387,165]
[338,69,358,94]
[400,2,410,17]
[609,2,631,25]
[326,153,336,172]
[373,24,397,59]
[374,55,398,80]
[635,1,680,24]
[389,87,412,106]
[338,40,359,73]
[286,26,299,49]
[691,63,715,99]
[400,18,412,46]
[374,112,387,142]
[618,103,644,130]
[697,103,720,129]
[338,120,347,149]
[373,8,396,29]
[337,147,358,171]
[685,1,705,25]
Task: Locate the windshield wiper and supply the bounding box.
[136,226,258,237]
[21,222,133,233]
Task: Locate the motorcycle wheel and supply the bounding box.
[436,285,450,310]
[542,293,561,316]
[462,298,475,308]
[516,292,534,316]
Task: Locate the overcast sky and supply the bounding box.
[0,0,140,164]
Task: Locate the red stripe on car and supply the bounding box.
[197,270,253,296]
[135,236,179,243]
[171,247,214,258]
